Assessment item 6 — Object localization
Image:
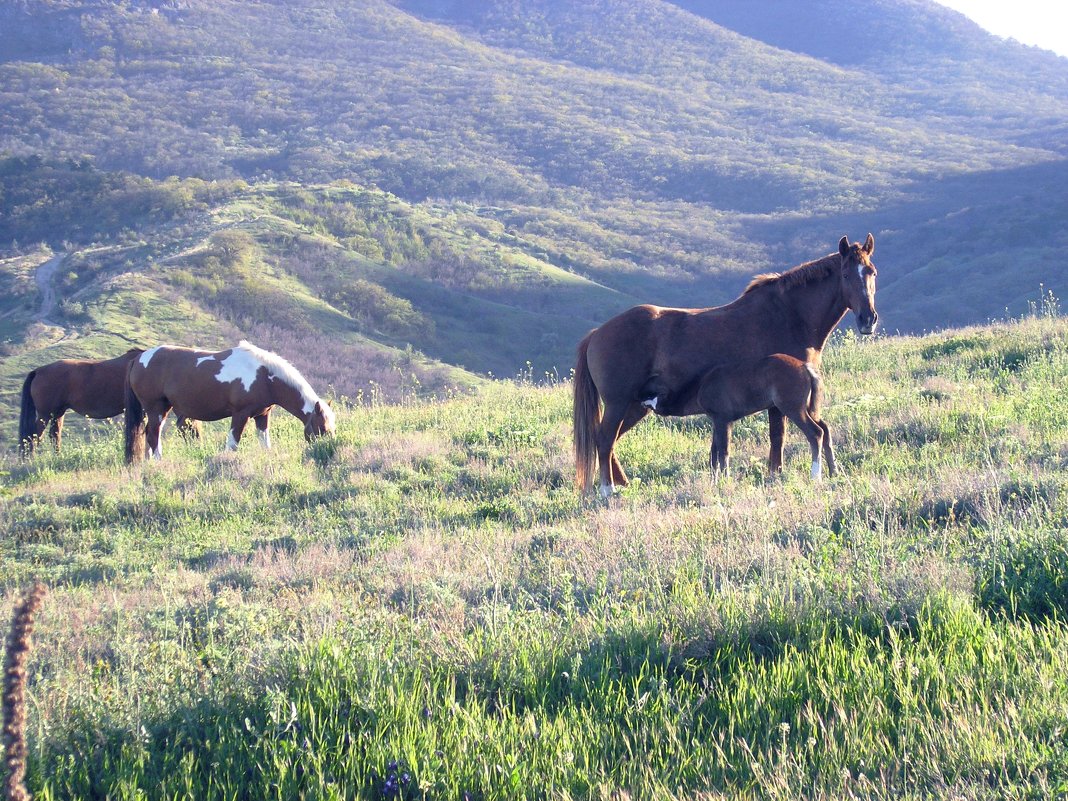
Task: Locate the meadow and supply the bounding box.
[3,313,1068,800]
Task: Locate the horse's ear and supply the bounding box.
[838,236,850,257]
[863,233,875,255]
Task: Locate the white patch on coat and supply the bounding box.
[196,355,216,367]
[805,364,819,380]
[139,346,162,368]
[642,396,658,411]
[257,429,271,449]
[811,459,823,481]
[225,431,239,451]
[214,348,266,392]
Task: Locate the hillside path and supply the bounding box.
[34,252,66,325]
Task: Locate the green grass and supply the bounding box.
[3,315,1068,799]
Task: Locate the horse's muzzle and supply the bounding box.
[857,311,878,335]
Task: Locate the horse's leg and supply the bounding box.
[818,420,836,477]
[254,412,271,449]
[227,414,250,451]
[176,416,201,441]
[595,401,632,498]
[711,419,732,475]
[27,414,47,455]
[32,414,50,454]
[49,412,65,452]
[146,410,169,460]
[768,408,785,475]
[608,402,650,486]
[789,410,825,481]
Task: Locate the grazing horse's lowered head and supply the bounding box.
[303,400,336,441]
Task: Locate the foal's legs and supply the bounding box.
[768,408,786,474]
[787,410,826,481]
[254,412,271,449]
[817,420,836,477]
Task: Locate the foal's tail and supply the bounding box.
[805,363,824,420]
[123,371,146,464]
[573,333,602,493]
[18,371,38,458]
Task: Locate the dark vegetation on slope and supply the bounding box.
[0,0,1066,401]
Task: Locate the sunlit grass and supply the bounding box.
[2,316,1068,799]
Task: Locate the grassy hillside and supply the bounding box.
[1,0,1067,359]
[2,312,1068,799]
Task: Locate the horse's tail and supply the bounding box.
[573,332,601,493]
[18,371,38,458]
[805,363,823,420]
[124,370,146,464]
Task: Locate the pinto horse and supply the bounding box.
[18,349,199,457]
[124,341,335,463]
[696,354,835,481]
[574,234,877,496]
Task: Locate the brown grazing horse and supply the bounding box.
[18,349,199,457]
[697,354,835,480]
[124,340,336,463]
[574,234,877,496]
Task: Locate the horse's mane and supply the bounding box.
[236,340,333,419]
[742,252,840,296]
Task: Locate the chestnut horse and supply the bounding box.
[574,234,877,496]
[18,349,198,457]
[696,354,835,480]
[124,341,335,463]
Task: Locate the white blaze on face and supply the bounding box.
[214,348,264,391]
[139,346,162,368]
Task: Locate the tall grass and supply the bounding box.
[1,316,1068,799]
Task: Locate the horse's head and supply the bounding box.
[304,400,336,440]
[838,234,878,335]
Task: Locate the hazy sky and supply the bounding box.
[935,1,1068,58]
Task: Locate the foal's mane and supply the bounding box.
[742,252,841,296]
[236,340,324,407]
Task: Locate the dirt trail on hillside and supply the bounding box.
[34,252,66,325]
